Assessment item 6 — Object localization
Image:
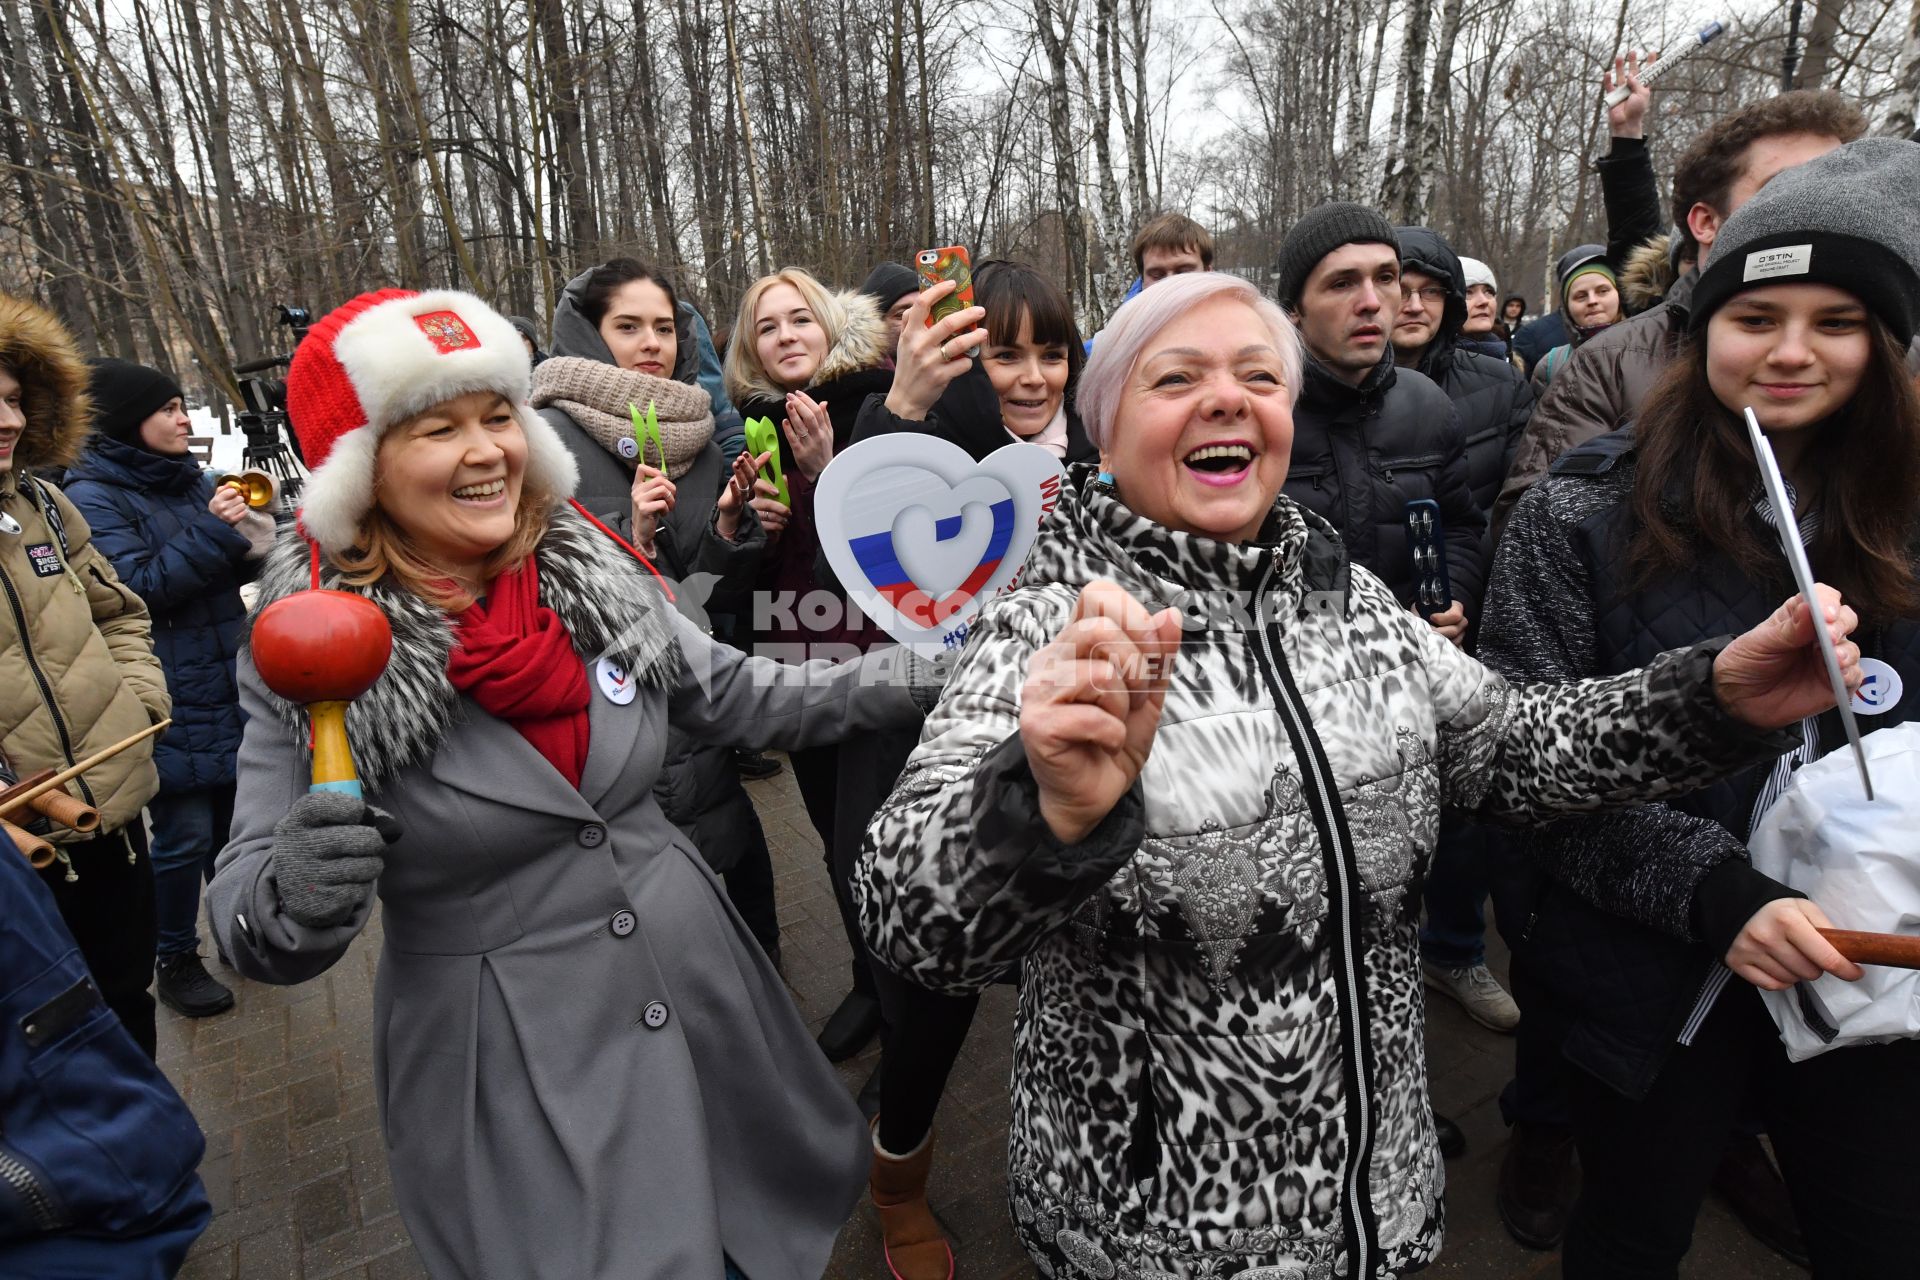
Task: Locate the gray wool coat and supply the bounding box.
[207,508,920,1280]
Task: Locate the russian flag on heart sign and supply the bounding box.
[816,434,1064,654]
[849,500,1017,627]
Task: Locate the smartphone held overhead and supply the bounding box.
[917,246,975,326]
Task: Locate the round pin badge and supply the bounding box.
[617,437,638,459]
[595,656,637,705]
[1852,657,1902,715]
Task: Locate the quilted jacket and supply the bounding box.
[0,295,168,838]
[858,464,1791,1278]
[62,436,256,794]
[1282,354,1488,618]
[1481,430,1920,1098]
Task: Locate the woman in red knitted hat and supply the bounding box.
[205,288,931,1280]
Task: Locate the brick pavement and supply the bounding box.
[164,760,1796,1279]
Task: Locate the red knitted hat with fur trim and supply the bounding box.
[285,288,579,554]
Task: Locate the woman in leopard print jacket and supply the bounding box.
[854,272,1865,1280]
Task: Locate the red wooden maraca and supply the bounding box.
[251,590,393,799]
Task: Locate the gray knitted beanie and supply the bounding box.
[1690,137,1920,343]
[1275,202,1400,308]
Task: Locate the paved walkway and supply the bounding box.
[164,761,1795,1279]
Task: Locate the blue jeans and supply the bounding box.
[146,784,234,957]
[1420,813,1488,969]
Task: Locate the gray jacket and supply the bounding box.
[207,509,919,1280]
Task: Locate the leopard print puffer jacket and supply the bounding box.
[857,465,1790,1279]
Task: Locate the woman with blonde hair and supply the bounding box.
[207,287,930,1280]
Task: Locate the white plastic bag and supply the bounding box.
[1748,722,1920,1062]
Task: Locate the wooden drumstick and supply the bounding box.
[1818,928,1920,970]
[0,720,170,822]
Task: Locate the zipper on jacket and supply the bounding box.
[1248,554,1383,1276]
[0,562,95,808]
[0,1141,66,1232]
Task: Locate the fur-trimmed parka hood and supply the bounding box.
[0,293,91,473]
[724,287,888,408]
[1621,233,1678,314]
[245,505,683,789]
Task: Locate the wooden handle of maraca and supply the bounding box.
[308,701,362,800]
[1818,929,1920,970]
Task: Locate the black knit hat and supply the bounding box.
[1690,138,1920,344]
[1275,202,1400,308]
[86,358,183,445]
[860,261,921,311]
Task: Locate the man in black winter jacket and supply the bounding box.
[1275,203,1491,1166]
[1393,226,1534,541]
[1275,202,1487,640]
[1389,224,1530,1041]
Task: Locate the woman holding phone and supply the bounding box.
[1484,139,1920,1277]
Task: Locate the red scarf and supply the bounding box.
[445,556,592,788]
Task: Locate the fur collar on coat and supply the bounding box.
[0,293,91,473]
[724,288,889,409]
[247,505,682,788]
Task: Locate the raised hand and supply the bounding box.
[1713,584,1863,729]
[716,449,767,542]
[1605,49,1656,139]
[1726,898,1863,990]
[783,390,835,480]
[1020,580,1183,844]
[629,463,676,559]
[883,279,988,422]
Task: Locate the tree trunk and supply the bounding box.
[631,0,680,267]
[1380,0,1432,222]
[1032,0,1087,311]
[1125,0,1152,214]
[1797,0,1850,88]
[1411,0,1465,225]
[721,0,772,275]
[1891,0,1920,137]
[534,0,597,261]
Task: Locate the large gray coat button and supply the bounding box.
[578,823,606,848]
[642,1001,669,1029]
[610,910,636,938]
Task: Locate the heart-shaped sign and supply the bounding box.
[816,435,1065,653]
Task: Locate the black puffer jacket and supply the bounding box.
[1284,354,1487,615]
[1482,429,1920,1098]
[1398,227,1536,529]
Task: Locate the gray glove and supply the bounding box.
[270,791,401,928]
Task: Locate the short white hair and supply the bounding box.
[1077,272,1302,451]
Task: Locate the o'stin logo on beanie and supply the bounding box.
[1743,244,1812,283]
[414,310,481,354]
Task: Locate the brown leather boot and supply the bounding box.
[868,1119,953,1280]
